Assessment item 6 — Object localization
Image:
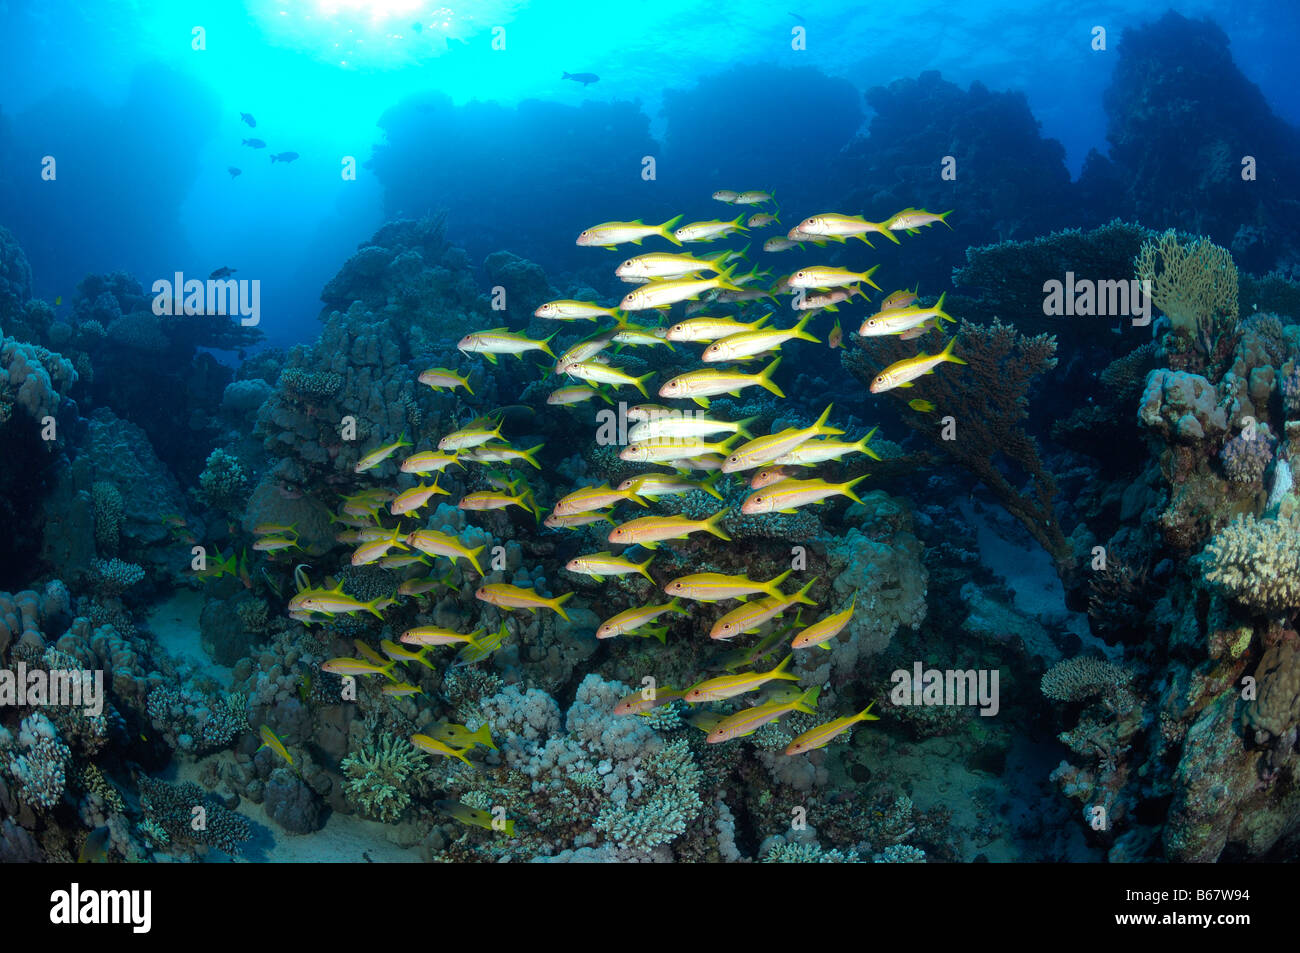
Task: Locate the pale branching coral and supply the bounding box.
[342,732,426,822]
[1135,230,1239,357]
[1201,512,1300,613]
[1041,657,1134,703]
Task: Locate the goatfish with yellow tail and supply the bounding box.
[747,212,779,228]
[664,568,791,603]
[764,236,801,252]
[621,434,740,465]
[457,328,557,364]
[858,293,955,337]
[252,535,301,553]
[666,314,769,342]
[750,465,799,489]
[673,215,748,243]
[296,585,390,619]
[257,725,295,767]
[612,327,674,351]
[792,212,901,246]
[791,597,857,650]
[884,208,953,233]
[879,287,920,311]
[461,442,544,468]
[320,657,398,679]
[556,331,618,369]
[608,510,731,549]
[405,529,485,575]
[741,475,868,514]
[614,684,687,716]
[596,598,688,639]
[458,488,540,520]
[788,264,881,292]
[351,527,409,566]
[785,702,879,754]
[716,610,802,672]
[870,338,967,393]
[576,216,684,248]
[381,682,424,697]
[707,686,822,744]
[534,299,621,321]
[544,512,615,530]
[554,483,646,516]
[427,721,496,750]
[625,403,673,422]
[794,286,870,312]
[771,429,880,465]
[397,573,452,597]
[709,578,819,641]
[618,266,744,312]
[401,452,462,478]
[560,359,655,397]
[627,413,756,443]
[721,405,842,473]
[702,313,820,363]
[401,625,484,647]
[616,250,729,281]
[475,583,573,620]
[659,356,785,407]
[455,622,511,666]
[418,367,473,393]
[354,433,413,473]
[390,480,449,516]
[617,472,724,501]
[410,734,475,767]
[380,639,438,670]
[734,190,774,205]
[435,799,515,836]
[254,522,297,536]
[437,419,505,452]
[683,654,799,703]
[548,384,614,406]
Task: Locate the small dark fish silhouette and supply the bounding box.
[270,151,299,163]
[562,71,599,86]
[242,138,266,148]
[228,167,242,179]
[240,112,257,128]
[210,266,237,279]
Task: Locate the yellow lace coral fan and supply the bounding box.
[1135,230,1238,356]
[1202,511,1300,613]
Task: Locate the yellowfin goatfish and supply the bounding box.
[544,512,615,529]
[405,530,485,575]
[435,799,515,836]
[401,625,484,647]
[869,338,966,393]
[664,568,791,603]
[674,215,748,243]
[859,293,955,337]
[458,489,539,519]
[566,551,655,583]
[457,328,557,364]
[666,315,769,342]
[296,585,390,619]
[475,583,574,620]
[764,237,800,252]
[618,267,743,312]
[795,287,870,312]
[908,399,936,413]
[556,332,617,369]
[788,264,881,292]
[461,443,544,468]
[625,404,672,422]
[792,212,900,246]
[553,483,646,516]
[684,654,799,702]
[548,385,613,406]
[791,597,857,650]
[706,686,821,744]
[418,367,473,393]
[258,725,294,767]
[351,527,408,566]
[596,599,688,639]
[712,190,739,203]
[772,430,880,465]
[741,475,868,514]
[576,216,684,248]
[252,535,300,552]
[620,434,740,465]
[614,685,686,716]
[617,472,724,501]
[734,190,774,205]
[709,578,818,640]
[380,639,437,670]
[627,414,756,443]
[410,734,475,766]
[320,657,398,678]
[254,522,297,535]
[455,622,511,665]
[701,313,820,363]
[534,300,621,321]
[616,251,729,281]
[381,682,425,697]
[659,356,785,407]
[427,721,496,750]
[784,702,879,755]
[607,510,730,549]
[884,208,952,232]
[355,433,413,473]
[438,419,504,451]
[879,288,920,311]
[721,405,841,473]
[560,359,655,397]
[612,327,673,350]
[390,480,449,515]
[750,465,798,489]
[747,213,778,228]
[401,450,463,474]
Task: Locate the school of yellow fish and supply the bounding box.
[252,191,963,835]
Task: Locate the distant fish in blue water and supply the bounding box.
[240,112,256,128]
[210,266,236,279]
[270,151,299,163]
[242,138,266,148]
[562,71,599,86]
[228,167,241,179]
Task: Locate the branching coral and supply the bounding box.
[845,318,1072,576]
[1135,229,1239,361]
[1201,512,1300,613]
[342,733,426,823]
